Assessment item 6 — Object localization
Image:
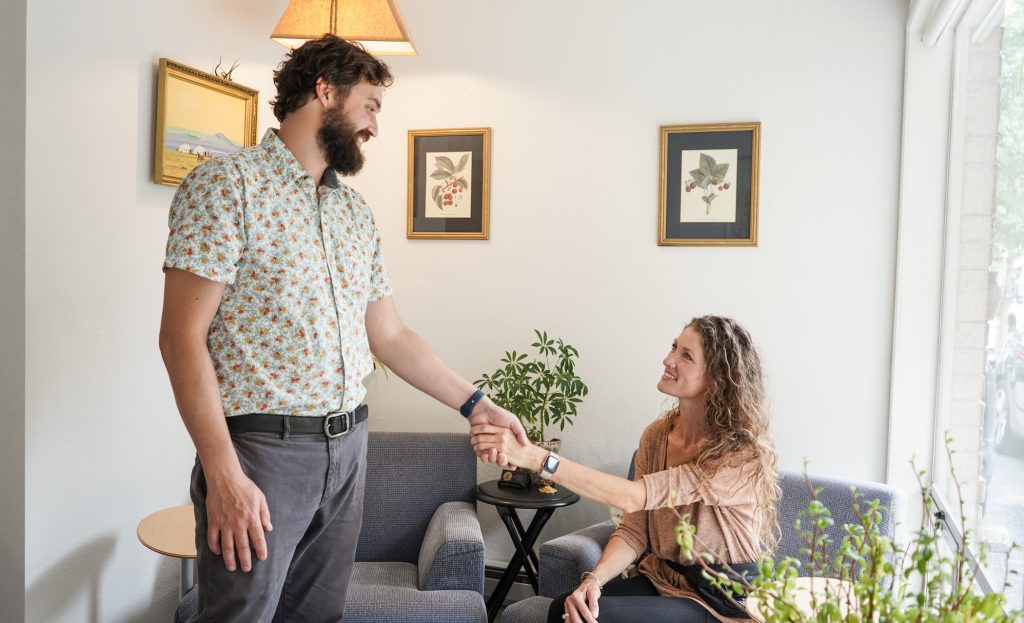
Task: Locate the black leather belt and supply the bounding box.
[227,404,368,439]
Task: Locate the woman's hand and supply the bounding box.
[469,423,544,469]
[562,576,602,623]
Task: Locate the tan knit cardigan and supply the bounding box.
[612,416,763,623]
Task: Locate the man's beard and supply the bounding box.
[316,104,371,176]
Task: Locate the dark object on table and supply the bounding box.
[498,468,531,489]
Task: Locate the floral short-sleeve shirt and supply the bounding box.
[163,129,392,416]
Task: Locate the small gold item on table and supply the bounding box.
[538,480,558,494]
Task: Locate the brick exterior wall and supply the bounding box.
[947,27,1002,530]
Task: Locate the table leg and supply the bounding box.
[179,559,195,599]
[508,507,540,570]
[498,507,541,591]
[486,506,556,622]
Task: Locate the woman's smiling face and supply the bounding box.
[658,325,707,401]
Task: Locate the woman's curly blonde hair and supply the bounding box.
[669,315,780,550]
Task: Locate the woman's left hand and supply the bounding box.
[469,423,541,469]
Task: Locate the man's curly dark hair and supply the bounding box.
[270,35,394,122]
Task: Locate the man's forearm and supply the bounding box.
[370,326,478,411]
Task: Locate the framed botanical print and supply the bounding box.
[658,122,760,246]
[407,128,491,239]
[153,58,259,186]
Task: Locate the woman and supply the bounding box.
[471,316,779,623]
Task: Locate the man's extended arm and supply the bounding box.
[159,268,272,573]
[364,296,529,459]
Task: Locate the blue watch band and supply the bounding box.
[460,389,486,418]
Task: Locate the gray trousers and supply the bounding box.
[188,423,368,622]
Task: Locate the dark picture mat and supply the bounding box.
[411,134,485,234]
[664,130,754,240]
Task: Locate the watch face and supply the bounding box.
[543,454,559,474]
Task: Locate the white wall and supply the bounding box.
[24,1,290,620]
[361,0,908,564]
[23,0,907,620]
[1,1,26,619]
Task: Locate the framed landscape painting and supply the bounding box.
[407,128,491,240]
[658,122,760,246]
[153,58,259,186]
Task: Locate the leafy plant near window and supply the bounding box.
[673,436,1023,622]
[475,330,588,442]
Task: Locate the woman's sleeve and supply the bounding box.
[610,433,653,558]
[641,459,758,509]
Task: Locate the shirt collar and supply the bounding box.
[321,168,342,190]
[261,129,344,193]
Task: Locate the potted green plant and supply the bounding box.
[476,330,588,488]
[674,436,1023,622]
[476,329,589,443]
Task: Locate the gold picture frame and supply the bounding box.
[153,58,259,186]
[407,128,491,240]
[658,122,760,246]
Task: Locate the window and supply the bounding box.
[940,0,1024,609]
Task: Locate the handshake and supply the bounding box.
[466,405,545,471]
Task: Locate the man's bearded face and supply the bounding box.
[317,103,371,176]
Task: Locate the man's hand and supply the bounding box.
[470,423,544,471]
[467,400,529,466]
[204,470,273,572]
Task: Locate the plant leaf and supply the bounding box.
[699,153,716,175]
[435,155,456,173]
[689,169,707,184]
[712,162,729,179]
[457,153,469,171]
[430,170,451,180]
[458,177,469,189]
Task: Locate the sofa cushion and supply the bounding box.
[500,596,553,623]
[344,562,487,623]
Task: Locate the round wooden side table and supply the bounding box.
[137,504,196,598]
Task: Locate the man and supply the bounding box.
[159,35,525,622]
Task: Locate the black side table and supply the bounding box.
[476,480,580,622]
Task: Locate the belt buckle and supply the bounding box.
[323,410,351,438]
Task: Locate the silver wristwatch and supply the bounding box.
[540,452,561,480]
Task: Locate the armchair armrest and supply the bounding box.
[417,501,485,594]
[538,520,616,598]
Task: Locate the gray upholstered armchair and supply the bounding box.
[501,467,904,623]
[176,431,486,623]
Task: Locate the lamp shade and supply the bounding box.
[271,0,416,55]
